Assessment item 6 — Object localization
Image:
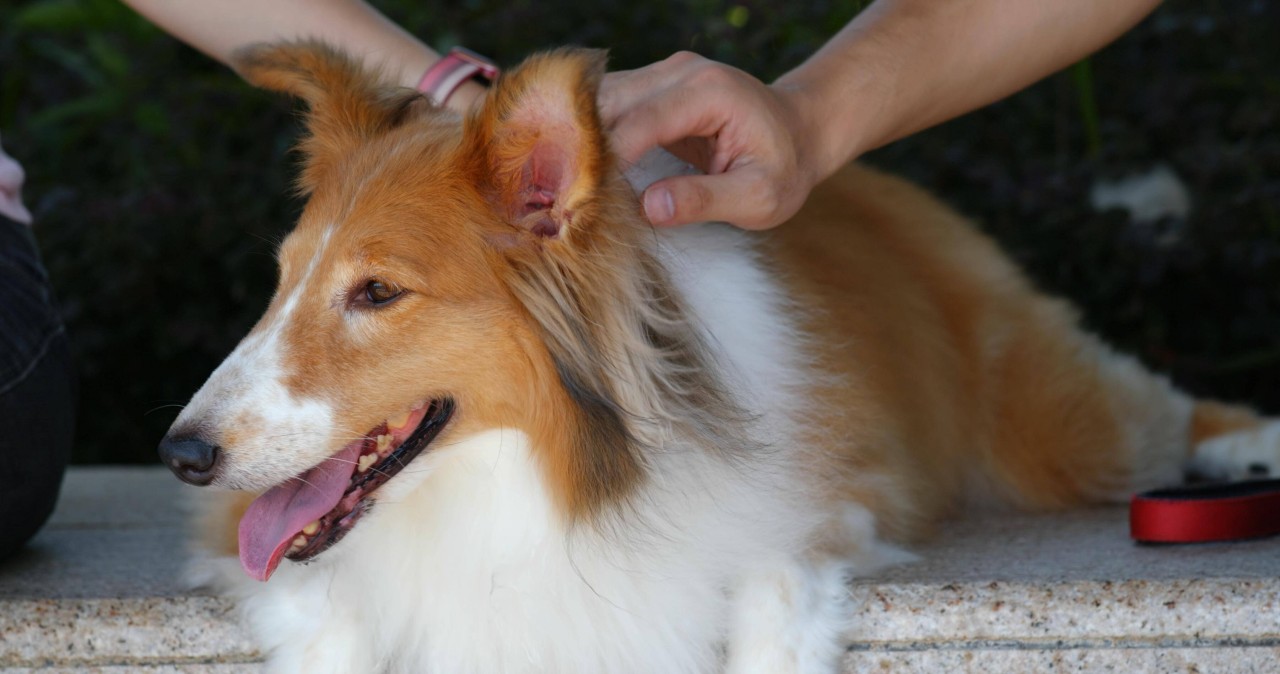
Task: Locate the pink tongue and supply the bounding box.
[237,442,362,581]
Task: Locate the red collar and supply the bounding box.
[1131,479,1280,543]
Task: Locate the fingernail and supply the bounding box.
[644,187,674,224]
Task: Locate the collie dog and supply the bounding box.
[159,42,1279,673]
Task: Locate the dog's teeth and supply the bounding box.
[376,434,393,453]
[388,411,410,430]
[289,535,307,552]
[357,453,377,473]
[302,520,319,536]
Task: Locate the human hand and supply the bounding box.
[600,52,820,230]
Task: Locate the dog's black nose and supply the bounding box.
[158,435,221,486]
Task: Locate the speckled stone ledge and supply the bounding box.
[843,507,1280,672]
[843,645,1280,674]
[2,667,257,674]
[3,467,1278,672]
[0,468,260,671]
[0,596,257,669]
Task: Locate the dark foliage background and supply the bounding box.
[0,0,1276,464]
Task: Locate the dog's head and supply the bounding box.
[158,42,687,580]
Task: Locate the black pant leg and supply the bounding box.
[0,214,75,561]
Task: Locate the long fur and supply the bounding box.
[168,43,1280,673]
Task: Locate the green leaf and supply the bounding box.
[26,89,124,131]
[1069,58,1101,160]
[10,0,95,32]
[31,37,106,89]
[86,33,129,80]
[132,101,170,136]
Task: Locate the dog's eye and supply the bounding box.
[363,280,403,306]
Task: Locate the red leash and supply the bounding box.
[1130,478,1280,543]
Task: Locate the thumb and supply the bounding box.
[642,170,781,230]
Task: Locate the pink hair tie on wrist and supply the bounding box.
[417,46,500,107]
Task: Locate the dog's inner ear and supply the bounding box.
[465,50,609,242]
[234,40,427,192]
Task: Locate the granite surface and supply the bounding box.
[0,468,259,670]
[1,467,1278,672]
[843,646,1280,673]
[2,668,258,674]
[849,507,1280,649]
[0,467,195,601]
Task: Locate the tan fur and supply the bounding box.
[774,165,1257,540]
[237,41,426,193]
[1190,401,1261,447]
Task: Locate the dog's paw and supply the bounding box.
[1189,421,1280,481]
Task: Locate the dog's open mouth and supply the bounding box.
[237,399,454,581]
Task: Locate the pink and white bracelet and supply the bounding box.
[416,46,500,107]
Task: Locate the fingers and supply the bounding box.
[609,92,726,169]
[598,51,704,126]
[643,169,801,231]
[599,51,815,230]
[602,52,747,167]
[605,96,715,168]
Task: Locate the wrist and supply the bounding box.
[782,59,903,176]
[773,6,914,177]
[770,75,861,190]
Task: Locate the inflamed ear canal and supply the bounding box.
[526,189,559,238]
[464,48,610,243]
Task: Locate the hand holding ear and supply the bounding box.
[599,52,822,231]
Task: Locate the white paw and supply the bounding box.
[1190,421,1280,480]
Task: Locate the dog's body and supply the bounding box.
[162,44,1279,674]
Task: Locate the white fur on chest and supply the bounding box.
[241,425,806,674]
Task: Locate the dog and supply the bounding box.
[157,41,1279,673]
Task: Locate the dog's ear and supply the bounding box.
[462,48,609,242]
[235,40,423,192]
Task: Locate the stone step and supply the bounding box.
[2,467,1278,672]
[0,468,259,672]
[842,507,1280,672]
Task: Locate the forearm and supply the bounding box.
[122,0,483,109]
[777,0,1161,180]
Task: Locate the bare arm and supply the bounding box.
[603,0,1161,229]
[780,0,1162,181]
[121,0,483,111]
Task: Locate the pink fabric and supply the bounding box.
[416,47,499,107]
[0,134,32,225]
